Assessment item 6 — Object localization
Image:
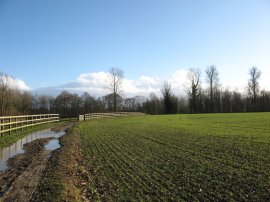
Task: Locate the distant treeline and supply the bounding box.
[0,86,147,117]
[144,66,270,114]
[1,66,270,117]
[143,87,270,115]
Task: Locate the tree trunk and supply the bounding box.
[114,92,117,112]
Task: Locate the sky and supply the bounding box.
[0,0,270,97]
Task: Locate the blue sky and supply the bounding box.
[0,0,270,96]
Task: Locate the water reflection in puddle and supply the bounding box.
[0,129,65,172]
[45,139,61,151]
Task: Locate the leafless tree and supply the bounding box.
[20,91,33,114]
[161,82,177,114]
[147,93,162,114]
[248,66,261,111]
[54,91,72,118]
[162,82,172,114]
[205,65,219,112]
[82,92,94,114]
[0,72,13,116]
[39,95,50,113]
[185,68,201,113]
[107,67,124,112]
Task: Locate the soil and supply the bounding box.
[0,123,74,202]
[31,124,88,202]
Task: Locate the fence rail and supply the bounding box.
[0,114,60,137]
[79,112,145,121]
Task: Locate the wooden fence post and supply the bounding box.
[21,117,23,132]
[0,118,2,137]
[9,117,11,135]
[15,117,17,133]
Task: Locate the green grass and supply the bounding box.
[78,113,270,201]
[0,119,76,149]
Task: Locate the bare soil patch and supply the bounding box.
[31,125,87,202]
[0,138,52,202]
[0,123,74,202]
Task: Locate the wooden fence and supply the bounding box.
[79,112,145,121]
[0,114,60,137]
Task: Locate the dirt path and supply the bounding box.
[31,124,88,202]
[0,123,74,202]
[0,138,52,202]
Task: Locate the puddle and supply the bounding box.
[45,139,61,151]
[0,129,65,172]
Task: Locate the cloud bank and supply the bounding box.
[33,70,190,97]
[32,68,270,98]
[2,75,31,91]
[15,79,31,91]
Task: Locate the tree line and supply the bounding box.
[0,70,146,117]
[1,66,270,117]
[144,66,270,114]
[0,86,146,118]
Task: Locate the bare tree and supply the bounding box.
[54,91,72,118]
[248,66,261,112]
[205,65,219,112]
[144,93,161,115]
[0,72,13,116]
[107,67,124,112]
[82,92,94,114]
[20,91,33,114]
[162,82,172,114]
[161,82,177,114]
[185,68,201,113]
[39,95,50,113]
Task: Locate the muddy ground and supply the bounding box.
[0,123,78,202]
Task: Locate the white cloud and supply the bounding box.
[34,67,270,98]
[259,67,270,91]
[14,79,31,91]
[168,69,189,95]
[138,75,160,85]
[73,70,190,97]
[76,72,109,86]
[33,70,191,97]
[121,78,161,97]
[1,75,31,91]
[74,72,163,97]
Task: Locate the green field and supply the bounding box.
[79,113,270,200]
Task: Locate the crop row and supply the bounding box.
[78,113,270,201]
